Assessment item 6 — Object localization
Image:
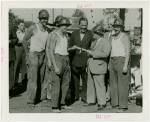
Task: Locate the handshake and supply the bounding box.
[68,45,93,55]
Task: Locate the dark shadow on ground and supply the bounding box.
[9,83,27,98]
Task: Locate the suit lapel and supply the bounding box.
[92,38,103,51]
[79,30,90,46]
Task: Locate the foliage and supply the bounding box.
[103,8,120,18]
[9,9,34,28]
[72,9,86,18]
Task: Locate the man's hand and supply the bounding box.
[68,45,79,51]
[122,66,128,74]
[54,66,60,75]
[47,60,52,70]
[86,50,93,56]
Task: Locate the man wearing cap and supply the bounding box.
[40,15,63,103]
[68,18,93,103]
[109,19,130,113]
[83,24,111,110]
[49,17,71,113]
[22,9,50,106]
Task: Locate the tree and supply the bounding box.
[72,9,86,18]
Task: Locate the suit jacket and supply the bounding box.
[69,30,93,67]
[9,24,18,62]
[88,37,111,74]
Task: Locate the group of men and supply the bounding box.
[9,9,131,113]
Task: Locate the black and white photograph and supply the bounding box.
[8,7,143,113]
[1,1,149,121]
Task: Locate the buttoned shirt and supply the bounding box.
[16,29,26,43]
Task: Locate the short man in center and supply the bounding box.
[84,24,111,110]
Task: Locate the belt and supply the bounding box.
[111,56,125,59]
[54,53,68,57]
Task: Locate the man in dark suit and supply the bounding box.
[9,21,18,90]
[68,18,93,103]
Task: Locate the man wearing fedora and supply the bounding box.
[49,17,72,113]
[83,24,111,110]
[109,19,131,113]
[40,15,63,103]
[22,9,50,106]
[68,18,93,103]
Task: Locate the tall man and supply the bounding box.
[49,17,72,113]
[22,9,50,106]
[14,21,27,86]
[109,19,130,113]
[41,15,63,102]
[84,24,111,110]
[69,18,93,103]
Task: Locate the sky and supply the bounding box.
[11,8,141,30]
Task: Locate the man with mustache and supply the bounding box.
[22,9,50,106]
[109,19,131,113]
[68,18,93,103]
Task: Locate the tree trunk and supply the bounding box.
[119,9,125,26]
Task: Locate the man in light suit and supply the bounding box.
[83,24,111,110]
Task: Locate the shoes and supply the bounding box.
[74,97,79,102]
[98,104,106,110]
[52,109,61,113]
[27,103,35,107]
[83,103,95,107]
[61,105,72,110]
[107,105,118,109]
[116,108,127,113]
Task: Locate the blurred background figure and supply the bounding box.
[14,20,27,87]
[130,37,142,95]
[9,19,18,90]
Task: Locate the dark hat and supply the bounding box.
[38,9,49,19]
[57,17,71,27]
[55,15,63,23]
[112,18,124,27]
[93,23,105,35]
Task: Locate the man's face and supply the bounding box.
[60,25,68,33]
[40,17,49,26]
[18,22,25,31]
[112,25,121,36]
[79,20,88,33]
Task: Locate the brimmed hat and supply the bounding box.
[112,18,124,27]
[57,17,71,27]
[93,23,105,35]
[55,15,63,23]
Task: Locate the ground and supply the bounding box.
[9,83,142,113]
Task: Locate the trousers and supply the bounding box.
[9,61,14,90]
[14,46,27,83]
[41,65,52,100]
[51,54,70,107]
[72,66,87,102]
[26,51,46,104]
[87,67,106,105]
[109,57,130,109]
